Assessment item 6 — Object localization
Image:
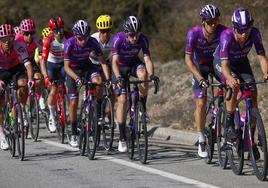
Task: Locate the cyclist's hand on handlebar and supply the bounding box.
[75,77,83,87]
[150,75,160,83]
[226,77,239,88]
[116,76,123,88]
[263,73,268,81]
[44,76,51,87]
[27,79,35,89]
[0,80,5,90]
[198,79,209,88]
[105,79,112,88]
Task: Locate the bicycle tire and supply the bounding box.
[126,125,135,160]
[3,104,15,157]
[248,107,267,181]
[135,102,148,164]
[78,103,86,156]
[101,96,115,151]
[216,103,228,169]
[227,112,244,175]
[29,95,40,141]
[87,100,99,160]
[205,125,215,164]
[15,103,25,161]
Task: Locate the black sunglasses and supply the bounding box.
[0,36,14,43]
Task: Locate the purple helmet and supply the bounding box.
[232,8,253,30]
[123,16,141,32]
[72,20,90,36]
[200,4,220,21]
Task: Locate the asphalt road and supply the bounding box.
[0,124,268,188]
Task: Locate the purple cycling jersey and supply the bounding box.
[112,32,150,65]
[214,27,265,63]
[185,24,226,65]
[64,36,103,68]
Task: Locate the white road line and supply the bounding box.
[41,139,220,188]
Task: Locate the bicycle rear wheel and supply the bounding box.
[248,107,267,181]
[86,101,99,160]
[227,112,244,175]
[29,95,40,141]
[216,104,228,169]
[135,102,148,164]
[101,96,115,151]
[78,103,86,156]
[14,103,25,161]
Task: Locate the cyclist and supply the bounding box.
[64,20,110,147]
[213,8,268,157]
[90,15,113,65]
[112,16,159,152]
[0,24,34,150]
[40,17,71,132]
[185,4,226,158]
[16,18,46,111]
[34,27,52,63]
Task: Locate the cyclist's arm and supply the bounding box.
[257,54,268,78]
[40,38,51,78]
[64,60,79,80]
[98,56,110,80]
[144,56,154,76]
[112,54,121,78]
[185,54,203,81]
[24,61,34,80]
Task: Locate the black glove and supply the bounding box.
[198,79,209,88]
[116,76,122,85]
[150,75,159,82]
[75,77,83,87]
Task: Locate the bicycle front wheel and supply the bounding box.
[216,104,228,169]
[86,101,99,160]
[135,102,148,164]
[227,112,244,175]
[29,95,40,141]
[78,103,86,156]
[101,96,115,151]
[14,103,25,161]
[248,107,267,181]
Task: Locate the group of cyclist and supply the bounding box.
[0,4,267,164]
[185,4,268,158]
[0,14,159,153]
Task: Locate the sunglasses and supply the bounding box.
[127,32,140,38]
[99,29,111,34]
[76,35,89,41]
[235,27,252,35]
[53,27,64,34]
[205,19,219,26]
[0,36,14,43]
[24,31,35,36]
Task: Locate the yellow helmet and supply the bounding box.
[42,27,52,40]
[96,15,113,30]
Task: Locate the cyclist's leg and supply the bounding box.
[113,66,129,152]
[47,62,63,131]
[132,60,148,112]
[88,66,103,119]
[32,60,46,110]
[66,69,81,147]
[192,64,214,157]
[0,70,11,150]
[214,59,240,139]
